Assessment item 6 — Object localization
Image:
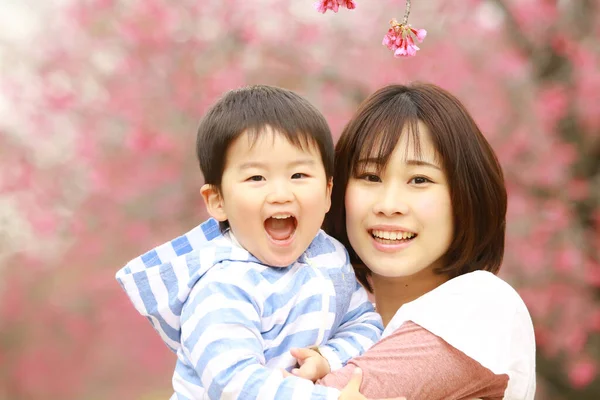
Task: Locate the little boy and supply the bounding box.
[116,85,382,399]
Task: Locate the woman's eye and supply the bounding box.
[291,173,307,179]
[360,174,381,183]
[247,175,265,182]
[410,176,432,185]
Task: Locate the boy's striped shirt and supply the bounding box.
[116,218,383,399]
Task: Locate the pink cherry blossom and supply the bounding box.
[382,19,427,57]
[569,359,598,388]
[414,27,427,41]
[314,0,356,14]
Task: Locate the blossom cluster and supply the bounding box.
[314,0,426,57]
[382,18,427,57]
[314,0,356,14]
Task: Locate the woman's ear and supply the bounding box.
[200,184,228,221]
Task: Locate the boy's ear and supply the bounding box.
[325,177,333,213]
[200,184,228,221]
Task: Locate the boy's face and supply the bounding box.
[202,127,332,267]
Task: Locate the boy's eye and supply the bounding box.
[410,176,432,185]
[291,173,308,179]
[247,175,265,182]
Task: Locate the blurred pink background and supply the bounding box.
[0,0,598,398]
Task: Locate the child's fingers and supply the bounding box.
[290,347,318,362]
[292,362,318,379]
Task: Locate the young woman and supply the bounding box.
[317,83,536,400]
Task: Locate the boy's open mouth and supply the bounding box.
[370,229,417,244]
[264,214,298,241]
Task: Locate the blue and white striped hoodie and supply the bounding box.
[116,218,383,400]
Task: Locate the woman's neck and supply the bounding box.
[371,269,450,327]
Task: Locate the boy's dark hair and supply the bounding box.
[197,85,334,192]
[324,83,507,292]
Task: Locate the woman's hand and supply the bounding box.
[339,368,406,400]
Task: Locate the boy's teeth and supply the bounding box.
[372,230,415,240]
[272,214,292,219]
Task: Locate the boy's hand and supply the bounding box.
[339,368,406,400]
[289,347,331,382]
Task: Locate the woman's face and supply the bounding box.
[344,122,453,280]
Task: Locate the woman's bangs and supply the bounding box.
[352,114,422,175]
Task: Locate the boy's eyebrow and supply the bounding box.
[238,161,264,170]
[289,159,317,167]
[238,159,317,170]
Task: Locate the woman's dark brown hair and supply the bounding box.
[324,83,507,291]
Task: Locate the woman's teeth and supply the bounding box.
[371,230,416,240]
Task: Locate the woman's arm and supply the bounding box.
[318,321,507,400]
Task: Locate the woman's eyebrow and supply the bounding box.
[356,157,384,165]
[405,159,442,170]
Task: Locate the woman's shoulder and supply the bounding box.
[386,270,536,400]
[392,271,532,325]
[393,270,534,337]
[440,270,530,311]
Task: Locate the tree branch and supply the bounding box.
[402,0,412,25]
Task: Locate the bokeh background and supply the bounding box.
[0,0,598,399]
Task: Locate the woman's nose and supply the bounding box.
[372,184,409,216]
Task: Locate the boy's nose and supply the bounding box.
[266,183,294,204]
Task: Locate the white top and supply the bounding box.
[383,271,536,400]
